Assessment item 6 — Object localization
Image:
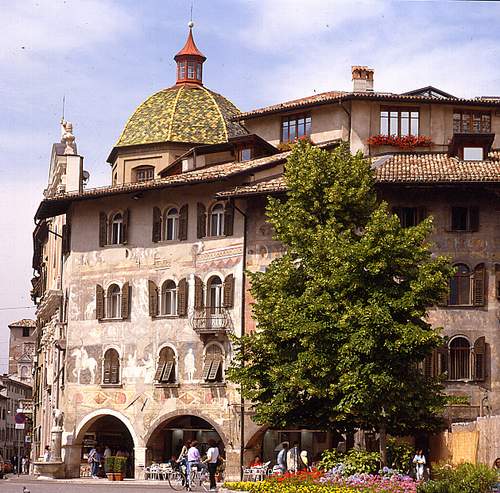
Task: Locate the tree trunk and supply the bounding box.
[379,424,388,467]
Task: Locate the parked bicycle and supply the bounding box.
[168,462,208,491]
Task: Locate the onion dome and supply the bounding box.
[114,24,247,149]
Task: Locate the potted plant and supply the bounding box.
[105,456,115,481]
[113,456,127,481]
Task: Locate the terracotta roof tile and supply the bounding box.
[237,91,500,120]
[217,151,500,197]
[8,319,36,328]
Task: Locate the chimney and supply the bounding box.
[352,66,374,92]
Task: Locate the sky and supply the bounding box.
[0,0,499,371]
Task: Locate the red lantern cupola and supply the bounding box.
[174,22,206,86]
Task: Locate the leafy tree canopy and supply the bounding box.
[229,142,452,453]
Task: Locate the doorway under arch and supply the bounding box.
[74,412,136,478]
[146,414,225,465]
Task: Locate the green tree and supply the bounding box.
[228,142,451,465]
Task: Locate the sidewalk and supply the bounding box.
[4,474,177,487]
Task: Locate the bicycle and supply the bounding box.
[168,463,208,491]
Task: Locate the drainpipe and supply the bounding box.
[232,200,247,479]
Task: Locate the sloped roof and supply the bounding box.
[8,319,35,328]
[237,90,500,120]
[216,150,500,197]
[35,151,290,220]
[174,28,206,61]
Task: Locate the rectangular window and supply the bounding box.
[281,114,311,143]
[463,147,484,161]
[380,107,420,136]
[135,167,154,182]
[22,327,30,337]
[453,110,491,133]
[392,207,426,228]
[451,206,479,232]
[187,62,195,79]
[196,63,202,80]
[179,63,186,80]
[239,148,252,162]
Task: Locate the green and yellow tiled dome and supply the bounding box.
[116,84,248,147]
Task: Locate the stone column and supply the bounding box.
[134,446,147,480]
[51,427,63,461]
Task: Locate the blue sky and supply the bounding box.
[0,0,499,370]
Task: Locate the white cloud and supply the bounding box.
[0,0,134,65]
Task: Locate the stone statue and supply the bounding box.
[184,348,196,382]
[60,119,76,155]
[52,408,64,428]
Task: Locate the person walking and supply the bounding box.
[205,439,219,491]
[287,442,301,473]
[276,442,288,474]
[88,445,100,479]
[413,449,426,481]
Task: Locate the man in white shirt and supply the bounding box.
[205,439,219,491]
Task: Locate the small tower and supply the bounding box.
[174,22,206,86]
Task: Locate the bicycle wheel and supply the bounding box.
[168,470,186,491]
[191,469,208,492]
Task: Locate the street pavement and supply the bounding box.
[1,475,200,492]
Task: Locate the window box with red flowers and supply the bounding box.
[367,135,433,150]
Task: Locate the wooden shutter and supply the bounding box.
[194,276,204,309]
[62,224,71,255]
[473,336,486,381]
[423,353,433,378]
[469,207,479,232]
[154,361,166,382]
[103,354,111,384]
[197,203,206,238]
[110,351,120,384]
[436,344,448,376]
[152,207,162,242]
[473,264,486,306]
[417,207,427,224]
[208,359,221,381]
[96,284,105,320]
[179,205,188,241]
[122,209,130,244]
[99,212,107,247]
[223,274,235,308]
[161,361,174,382]
[202,360,213,380]
[177,278,188,316]
[148,280,159,317]
[121,282,130,319]
[224,202,234,236]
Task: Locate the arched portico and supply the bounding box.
[65,409,140,479]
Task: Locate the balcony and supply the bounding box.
[191,307,232,335]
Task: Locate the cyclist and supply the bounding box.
[186,440,202,488]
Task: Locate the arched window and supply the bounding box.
[449,264,472,305]
[103,348,120,384]
[133,165,154,183]
[207,276,223,313]
[449,337,471,380]
[110,212,123,245]
[165,208,179,241]
[210,204,225,236]
[107,284,121,318]
[155,346,176,383]
[202,343,224,383]
[161,280,177,316]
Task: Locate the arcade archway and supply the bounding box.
[146,414,225,465]
[74,412,136,478]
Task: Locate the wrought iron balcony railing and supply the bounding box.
[191,307,232,335]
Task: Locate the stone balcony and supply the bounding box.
[190,307,232,335]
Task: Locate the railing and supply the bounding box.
[191,307,232,334]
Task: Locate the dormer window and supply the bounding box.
[239,148,252,162]
[463,147,484,161]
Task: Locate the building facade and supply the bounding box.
[8,319,36,385]
[31,28,500,477]
[0,375,32,463]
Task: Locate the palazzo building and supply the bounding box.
[31,27,500,477]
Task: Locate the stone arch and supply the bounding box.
[74,408,140,448]
[143,409,229,447]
